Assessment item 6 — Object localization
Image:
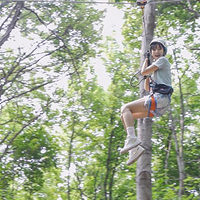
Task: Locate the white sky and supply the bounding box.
[2,4,124,91]
[93,5,124,90]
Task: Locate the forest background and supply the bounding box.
[0,0,200,200]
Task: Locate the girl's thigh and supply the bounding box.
[122,97,147,113]
[132,111,150,119]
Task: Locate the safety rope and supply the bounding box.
[130,1,150,88]
[129,51,150,88]
[130,70,146,87]
[3,0,185,4]
[141,4,147,52]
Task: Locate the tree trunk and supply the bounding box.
[136,2,156,200]
[173,49,186,197]
[67,116,75,200]
[137,118,152,200]
[164,131,172,184]
[104,129,113,200]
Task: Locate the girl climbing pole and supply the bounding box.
[120,38,173,166]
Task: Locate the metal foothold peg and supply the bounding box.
[136,0,147,6]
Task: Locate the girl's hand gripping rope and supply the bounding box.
[144,50,151,66]
[130,51,150,88]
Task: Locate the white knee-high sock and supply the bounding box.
[126,127,136,138]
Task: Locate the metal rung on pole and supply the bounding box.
[136,0,147,6]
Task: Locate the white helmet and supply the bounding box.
[150,38,167,56]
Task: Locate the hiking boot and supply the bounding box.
[120,136,142,154]
[126,145,145,166]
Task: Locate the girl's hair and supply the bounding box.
[150,42,166,56]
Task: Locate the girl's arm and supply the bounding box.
[141,58,158,92]
[144,76,150,92]
[141,58,158,76]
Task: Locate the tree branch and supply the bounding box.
[0,99,52,161]
[23,6,81,80]
[0,2,24,47]
[0,131,11,145]
[1,80,52,105]
[0,2,10,10]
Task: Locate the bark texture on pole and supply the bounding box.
[136,2,156,200]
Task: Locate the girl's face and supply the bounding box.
[151,44,164,60]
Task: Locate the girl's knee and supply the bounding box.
[121,104,129,114]
[120,105,125,114]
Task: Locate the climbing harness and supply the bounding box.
[150,82,174,95]
[148,95,157,117]
[147,80,173,117]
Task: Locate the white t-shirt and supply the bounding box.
[152,57,171,86]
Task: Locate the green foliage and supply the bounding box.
[0,0,200,199]
[0,1,104,199]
